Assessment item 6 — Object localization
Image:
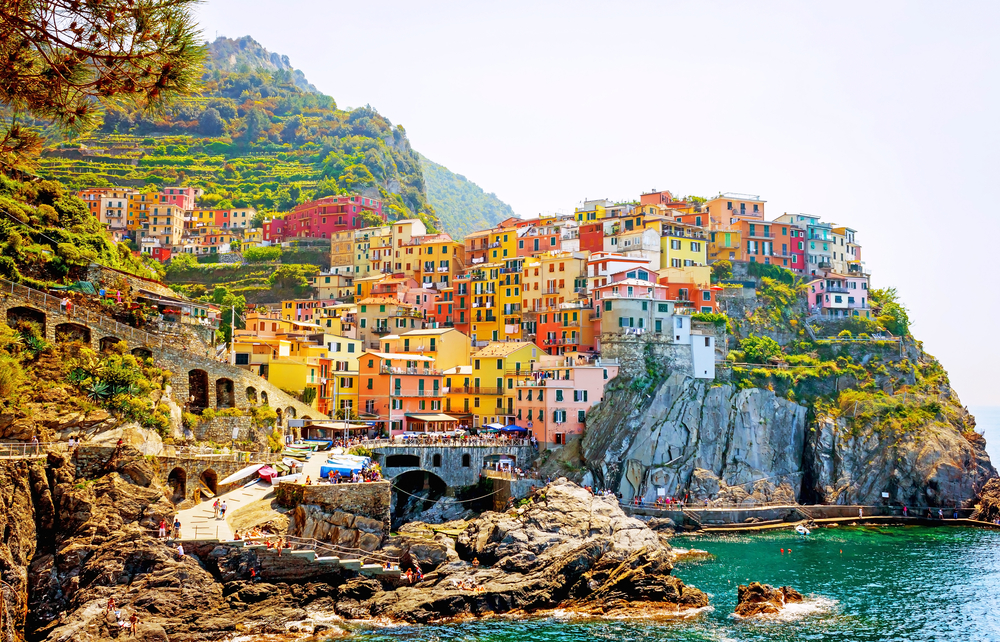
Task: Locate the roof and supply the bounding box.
[401,328,461,337]
[474,341,534,358]
[404,413,459,422]
[443,365,472,375]
[363,351,435,361]
[357,296,411,306]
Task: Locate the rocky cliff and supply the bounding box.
[581,337,995,508]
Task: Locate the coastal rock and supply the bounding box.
[973,477,1000,523]
[734,581,803,617]
[363,479,707,621]
[583,372,995,508]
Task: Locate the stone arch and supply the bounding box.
[246,386,258,404]
[462,453,471,468]
[99,336,122,352]
[390,469,448,529]
[199,469,218,496]
[285,406,296,419]
[260,391,269,405]
[302,415,314,420]
[275,407,283,425]
[188,370,209,413]
[7,306,45,336]
[55,322,90,344]
[166,467,187,504]
[385,453,420,468]
[215,378,235,409]
[131,346,153,360]
[432,453,442,468]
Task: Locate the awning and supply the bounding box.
[404,413,459,423]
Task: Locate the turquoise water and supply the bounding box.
[351,526,1000,641]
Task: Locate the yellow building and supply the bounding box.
[520,251,588,313]
[659,221,708,269]
[330,230,353,273]
[574,198,633,223]
[127,190,158,232]
[392,328,471,371]
[408,233,464,292]
[443,341,537,427]
[240,228,263,253]
[708,229,744,263]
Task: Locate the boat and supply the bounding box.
[795,524,811,536]
[218,463,266,486]
[200,487,214,500]
[282,457,302,468]
[242,478,260,489]
[257,466,278,484]
[327,455,371,467]
[271,472,303,484]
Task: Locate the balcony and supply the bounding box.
[448,386,502,395]
[746,231,775,238]
[381,366,443,375]
[817,261,832,269]
[393,309,425,319]
[390,389,444,397]
[371,326,390,335]
[824,286,850,294]
[542,288,560,295]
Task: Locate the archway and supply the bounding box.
[462,453,471,468]
[260,391,269,405]
[385,453,421,468]
[166,467,187,504]
[7,306,45,337]
[55,322,90,344]
[199,469,218,496]
[246,387,258,404]
[131,347,153,360]
[215,378,235,409]
[188,370,209,413]
[99,336,122,352]
[432,453,442,468]
[390,469,447,530]
[285,406,296,419]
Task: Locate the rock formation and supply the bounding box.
[363,479,707,621]
[734,581,804,617]
[582,369,994,508]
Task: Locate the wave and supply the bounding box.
[730,596,838,622]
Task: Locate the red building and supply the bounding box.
[579,222,604,254]
[263,218,285,242]
[267,195,385,243]
[151,246,172,262]
[160,187,202,211]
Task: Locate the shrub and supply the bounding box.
[243,246,281,263]
[740,335,782,364]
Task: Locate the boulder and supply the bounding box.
[734,581,803,617]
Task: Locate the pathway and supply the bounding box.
[175,448,335,540]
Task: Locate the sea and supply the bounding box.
[344,526,1000,642]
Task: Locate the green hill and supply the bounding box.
[33,36,516,239]
[419,154,516,239]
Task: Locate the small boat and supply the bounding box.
[271,473,302,484]
[242,478,260,489]
[282,457,302,468]
[795,524,811,536]
[218,463,266,486]
[257,466,278,484]
[200,487,214,500]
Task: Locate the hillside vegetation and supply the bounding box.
[35,36,515,239]
[420,154,515,239]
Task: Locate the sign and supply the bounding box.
[232,426,241,440]
[881,492,890,498]
[657,487,666,496]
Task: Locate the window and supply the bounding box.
[578,410,586,423]
[432,454,442,467]
[462,454,471,468]
[556,390,563,401]
[703,291,711,301]
[604,301,612,311]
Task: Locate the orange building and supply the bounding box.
[358,351,452,435]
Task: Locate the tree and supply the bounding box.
[740,335,782,364]
[243,107,268,141]
[0,0,203,170]
[711,260,733,282]
[198,107,225,136]
[339,163,376,192]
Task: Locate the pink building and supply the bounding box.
[514,355,619,448]
[807,274,872,319]
[160,187,202,211]
[269,195,385,242]
[263,218,285,242]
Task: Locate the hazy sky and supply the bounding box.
[196,1,1000,405]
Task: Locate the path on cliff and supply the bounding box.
[175,450,333,540]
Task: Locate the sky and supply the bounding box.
[195,1,1000,405]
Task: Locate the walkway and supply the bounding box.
[175,471,276,540]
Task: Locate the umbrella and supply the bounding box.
[500,424,528,433]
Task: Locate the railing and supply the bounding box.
[0,442,65,458]
[381,366,443,375]
[390,389,444,397]
[283,535,399,565]
[1,277,166,348]
[449,386,502,395]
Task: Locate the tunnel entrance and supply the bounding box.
[166,467,187,504]
[390,469,447,530]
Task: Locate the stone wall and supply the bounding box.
[599,333,693,379]
[372,444,536,488]
[85,263,177,299]
[278,481,391,550]
[194,416,253,442]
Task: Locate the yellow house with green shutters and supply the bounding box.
[445,341,538,428]
[660,221,709,269]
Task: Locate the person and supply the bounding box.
[903,505,908,518]
[250,567,257,584]
[277,538,284,557]
[472,557,480,568]
[233,530,241,540]
[954,508,959,519]
[128,612,139,637]
[157,519,167,539]
[65,298,73,316]
[60,297,68,313]
[305,475,312,486]
[858,507,863,518]
[173,517,181,538]
[938,508,944,519]
[106,597,116,614]
[213,499,220,519]
[220,501,227,518]
[176,543,185,558]
[116,290,122,305]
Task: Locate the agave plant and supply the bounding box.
[67,368,89,385]
[86,381,111,401]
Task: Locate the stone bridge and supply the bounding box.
[0,278,317,430]
[371,442,536,489]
